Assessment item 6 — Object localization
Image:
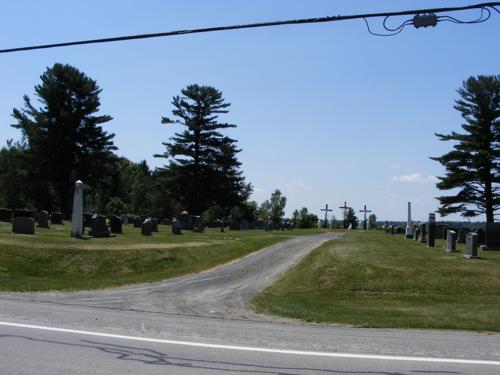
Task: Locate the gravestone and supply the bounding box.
[37,210,50,228]
[51,212,64,225]
[458,228,471,244]
[464,232,479,259]
[0,208,12,222]
[413,225,419,241]
[482,223,500,251]
[71,180,84,238]
[12,217,35,235]
[418,223,427,243]
[150,218,159,232]
[83,213,93,228]
[192,216,204,232]
[109,215,123,234]
[141,218,152,236]
[474,228,485,245]
[171,218,182,235]
[446,230,457,252]
[426,213,435,248]
[89,214,110,238]
[180,211,193,230]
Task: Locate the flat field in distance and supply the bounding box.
[251,230,500,331]
[0,223,327,292]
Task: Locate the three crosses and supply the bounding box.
[321,202,372,229]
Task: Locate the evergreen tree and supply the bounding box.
[345,207,358,229]
[157,84,249,214]
[431,75,500,222]
[11,63,116,214]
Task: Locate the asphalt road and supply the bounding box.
[1,232,500,374]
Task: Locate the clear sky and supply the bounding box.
[1,1,498,221]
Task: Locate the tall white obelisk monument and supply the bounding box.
[71,180,84,238]
[405,201,413,239]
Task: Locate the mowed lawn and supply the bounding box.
[0,223,326,291]
[251,230,500,331]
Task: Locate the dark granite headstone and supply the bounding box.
[150,218,159,232]
[89,214,110,237]
[12,217,35,235]
[109,215,123,234]
[458,228,471,244]
[464,232,479,259]
[37,210,50,228]
[180,211,193,230]
[482,223,500,250]
[51,212,64,225]
[83,213,93,228]
[426,213,435,248]
[172,219,182,235]
[141,218,152,236]
[418,223,427,243]
[446,230,457,252]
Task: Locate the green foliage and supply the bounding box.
[156,84,250,214]
[292,207,318,228]
[345,207,358,229]
[105,197,127,216]
[431,75,500,222]
[11,63,116,214]
[269,189,287,225]
[368,214,377,229]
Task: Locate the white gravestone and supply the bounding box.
[405,202,413,239]
[71,180,84,238]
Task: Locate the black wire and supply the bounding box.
[437,7,491,24]
[0,1,499,53]
[383,16,413,32]
[363,18,411,36]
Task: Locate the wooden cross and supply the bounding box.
[320,204,333,229]
[339,201,351,229]
[359,205,372,230]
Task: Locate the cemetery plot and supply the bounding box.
[252,231,500,331]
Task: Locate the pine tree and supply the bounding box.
[157,84,249,214]
[431,75,500,222]
[11,63,116,214]
[345,207,358,229]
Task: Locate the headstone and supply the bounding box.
[0,208,12,222]
[192,216,204,232]
[427,213,435,248]
[109,214,123,234]
[482,223,500,251]
[464,232,479,259]
[37,210,50,228]
[418,223,427,243]
[141,218,152,236]
[457,228,471,244]
[12,217,35,235]
[405,202,413,238]
[89,214,110,238]
[83,213,93,228]
[171,218,182,235]
[413,225,419,241]
[474,228,485,245]
[51,211,64,225]
[150,217,159,232]
[180,211,193,230]
[71,180,84,238]
[446,230,457,252]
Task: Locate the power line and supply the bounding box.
[1,2,499,54]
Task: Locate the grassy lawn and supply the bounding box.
[0,223,327,291]
[251,230,500,331]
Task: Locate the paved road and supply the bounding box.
[1,232,500,374]
[4,232,339,319]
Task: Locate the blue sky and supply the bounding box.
[1,1,498,221]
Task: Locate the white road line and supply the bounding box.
[1,321,499,366]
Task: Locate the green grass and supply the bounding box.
[251,230,500,331]
[0,223,327,291]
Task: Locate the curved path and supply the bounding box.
[6,232,339,319]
